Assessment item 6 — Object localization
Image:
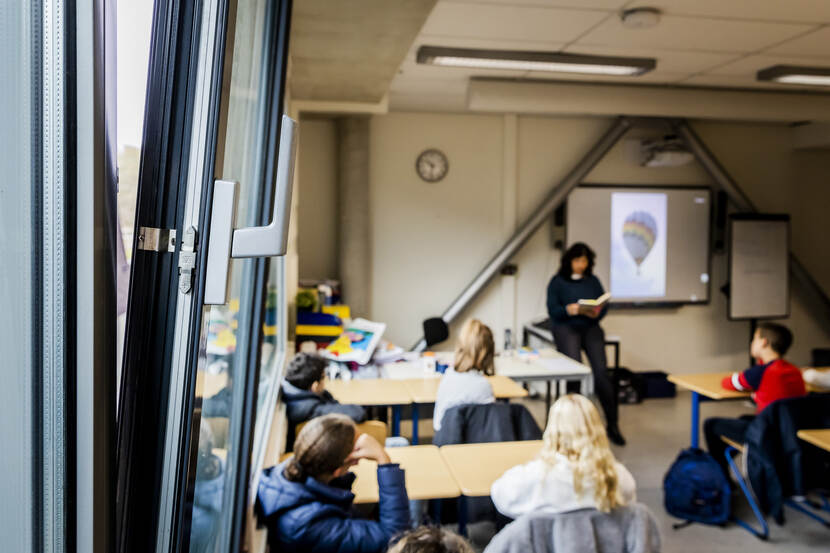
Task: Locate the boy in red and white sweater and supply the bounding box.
[704,322,806,477]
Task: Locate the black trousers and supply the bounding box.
[552,323,618,425]
[704,415,755,477]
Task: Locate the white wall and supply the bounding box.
[364,112,830,371]
[297,118,339,281]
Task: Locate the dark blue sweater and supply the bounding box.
[546,274,608,330]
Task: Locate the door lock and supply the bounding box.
[178,226,197,293]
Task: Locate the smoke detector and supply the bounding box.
[621,7,661,29]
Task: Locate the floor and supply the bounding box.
[406,392,829,552]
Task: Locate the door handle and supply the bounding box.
[204,115,298,305]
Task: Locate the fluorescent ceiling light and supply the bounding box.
[417,46,655,77]
[757,65,830,87]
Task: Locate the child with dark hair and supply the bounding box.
[387,527,474,553]
[704,322,806,477]
[282,353,367,432]
[257,414,410,553]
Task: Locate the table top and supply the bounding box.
[669,367,830,400]
[350,445,461,504]
[439,440,543,497]
[383,349,590,381]
[401,375,528,404]
[325,378,412,406]
[198,371,229,399]
[797,429,830,452]
[667,372,750,400]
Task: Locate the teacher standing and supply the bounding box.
[546,242,624,446]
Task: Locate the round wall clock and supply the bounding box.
[415,148,449,182]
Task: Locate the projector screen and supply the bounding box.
[566,185,711,305]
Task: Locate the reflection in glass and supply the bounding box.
[188,0,277,550]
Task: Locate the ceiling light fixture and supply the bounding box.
[757,64,830,87]
[417,46,656,76]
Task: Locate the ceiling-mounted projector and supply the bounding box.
[639,135,694,167]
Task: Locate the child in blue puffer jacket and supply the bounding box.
[257,414,410,553]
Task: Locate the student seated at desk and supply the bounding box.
[282,352,367,430]
[433,319,496,432]
[387,526,474,553]
[491,394,636,519]
[704,322,806,478]
[257,414,410,553]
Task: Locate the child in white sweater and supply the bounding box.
[491,394,636,518]
[433,319,496,432]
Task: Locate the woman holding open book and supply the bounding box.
[546,242,624,446]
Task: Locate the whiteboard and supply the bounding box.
[728,215,789,320]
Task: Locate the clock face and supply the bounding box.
[416,148,449,182]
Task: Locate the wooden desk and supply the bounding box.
[401,375,528,404]
[350,445,460,504]
[668,372,750,448]
[198,371,229,399]
[797,429,830,452]
[325,378,412,406]
[439,440,543,497]
[325,379,413,436]
[667,372,749,401]
[669,368,830,448]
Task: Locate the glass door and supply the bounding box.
[117,0,293,552]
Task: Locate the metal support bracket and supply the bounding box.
[137,227,176,252]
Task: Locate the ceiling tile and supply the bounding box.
[563,43,738,74]
[420,2,610,43]
[766,26,830,57]
[652,0,830,24]
[707,54,830,76]
[575,14,813,53]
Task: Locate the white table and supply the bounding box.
[383,349,592,412]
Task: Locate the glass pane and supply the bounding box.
[189,0,277,550]
[251,255,286,472]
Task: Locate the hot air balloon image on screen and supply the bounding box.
[622,211,658,274]
[610,192,667,298]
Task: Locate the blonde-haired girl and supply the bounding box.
[432,319,496,431]
[491,394,636,518]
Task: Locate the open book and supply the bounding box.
[577,292,611,315]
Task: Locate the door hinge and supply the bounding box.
[137,227,176,252]
[178,226,197,294]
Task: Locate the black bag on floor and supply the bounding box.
[663,448,731,525]
[615,367,644,404]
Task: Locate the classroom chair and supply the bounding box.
[483,503,661,553]
[423,317,449,348]
[719,394,830,538]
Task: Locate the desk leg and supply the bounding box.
[691,392,700,449]
[545,381,552,414]
[458,496,468,537]
[392,406,401,437]
[411,404,419,445]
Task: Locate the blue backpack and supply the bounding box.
[663,448,731,525]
